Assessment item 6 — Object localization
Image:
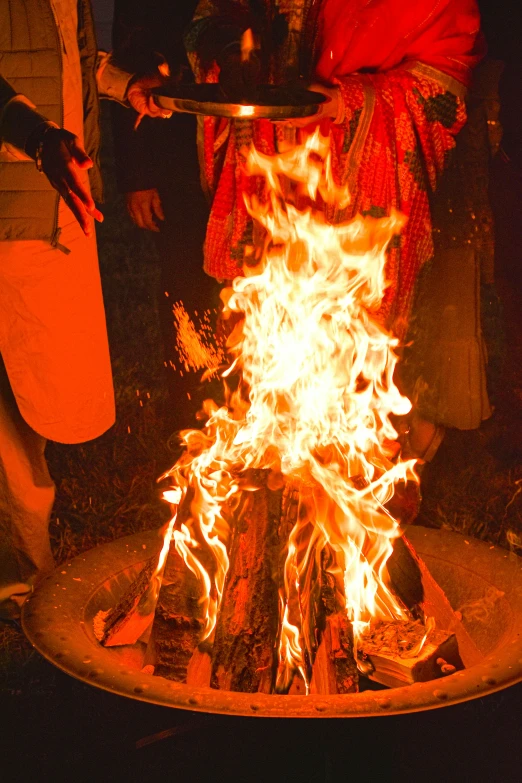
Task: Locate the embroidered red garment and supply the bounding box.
[193,0,484,338]
[316,0,483,87]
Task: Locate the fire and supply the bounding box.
[240,28,255,62]
[162,130,419,687]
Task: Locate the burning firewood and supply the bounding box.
[210,471,282,693]
[96,555,159,647]
[310,548,359,694]
[93,134,484,698]
[310,612,359,694]
[388,536,483,668]
[359,618,462,688]
[150,544,206,682]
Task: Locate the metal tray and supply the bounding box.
[152,83,327,119]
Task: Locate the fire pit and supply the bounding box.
[22,525,522,718]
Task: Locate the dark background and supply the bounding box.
[1,2,521,781]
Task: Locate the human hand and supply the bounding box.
[125,188,164,232]
[38,127,103,236]
[127,75,173,128]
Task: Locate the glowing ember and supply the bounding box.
[162,130,420,688]
[172,302,223,376]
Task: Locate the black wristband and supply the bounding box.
[25,121,59,161]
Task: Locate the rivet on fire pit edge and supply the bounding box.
[433,690,448,700]
[188,698,199,706]
[378,699,392,709]
[250,704,261,712]
[88,669,104,678]
[481,676,496,685]
[134,685,150,694]
[314,703,328,713]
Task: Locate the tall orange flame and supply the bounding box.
[163,131,418,683]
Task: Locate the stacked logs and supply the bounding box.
[98,471,481,693]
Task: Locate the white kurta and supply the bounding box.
[0,0,115,444]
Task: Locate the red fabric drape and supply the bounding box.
[196,0,484,337]
[316,0,485,86]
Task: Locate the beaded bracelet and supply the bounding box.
[34,123,60,173]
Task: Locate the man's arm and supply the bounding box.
[1,76,53,153]
[0,74,103,235]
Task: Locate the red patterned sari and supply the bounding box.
[188,0,484,338]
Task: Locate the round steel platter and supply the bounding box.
[153,83,327,119]
[22,527,522,718]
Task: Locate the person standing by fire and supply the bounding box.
[110,0,222,435]
[184,0,486,463]
[0,0,170,621]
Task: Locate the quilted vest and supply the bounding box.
[0,0,102,242]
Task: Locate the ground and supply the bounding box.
[1,107,521,781]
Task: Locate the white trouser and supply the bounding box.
[0,356,55,619]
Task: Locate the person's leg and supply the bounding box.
[0,356,55,619]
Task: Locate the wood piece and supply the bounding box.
[287,672,307,695]
[151,545,205,682]
[387,536,483,667]
[309,544,359,694]
[186,642,213,688]
[359,619,463,688]
[98,556,159,647]
[210,470,282,693]
[310,612,359,694]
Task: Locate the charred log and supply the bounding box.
[151,546,205,682]
[98,556,158,647]
[210,471,282,693]
[310,548,359,694]
[310,612,359,694]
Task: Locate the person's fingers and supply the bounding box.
[126,196,144,228]
[64,165,96,213]
[70,140,93,170]
[126,201,138,225]
[132,204,146,229]
[60,185,91,236]
[92,206,104,223]
[140,199,156,231]
[145,96,165,118]
[141,198,160,231]
[133,112,145,130]
[151,191,165,222]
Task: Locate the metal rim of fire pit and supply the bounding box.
[22,527,522,718]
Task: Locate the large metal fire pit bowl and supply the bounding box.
[22,527,522,718]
